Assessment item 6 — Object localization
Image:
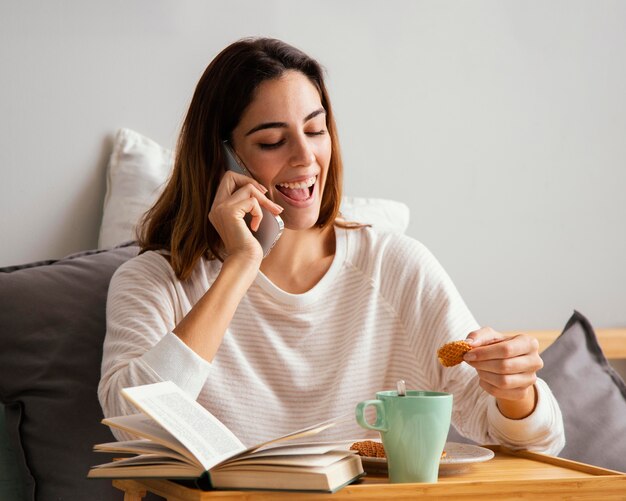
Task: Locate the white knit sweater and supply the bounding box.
[98,227,565,454]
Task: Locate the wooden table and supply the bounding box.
[113,446,626,500]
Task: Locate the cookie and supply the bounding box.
[350,441,447,459]
[350,440,386,458]
[437,340,472,367]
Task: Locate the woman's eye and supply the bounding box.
[258,130,325,149]
[258,139,285,150]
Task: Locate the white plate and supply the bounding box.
[352,440,495,475]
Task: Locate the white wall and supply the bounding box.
[1,0,625,332]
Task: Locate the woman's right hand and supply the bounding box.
[209,171,283,265]
[172,172,282,362]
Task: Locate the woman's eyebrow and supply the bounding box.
[304,108,326,123]
[245,108,326,136]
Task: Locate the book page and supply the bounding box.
[94,439,196,465]
[122,382,245,470]
[242,441,352,459]
[238,411,353,456]
[217,450,351,469]
[89,454,204,478]
[102,414,193,460]
[92,454,187,468]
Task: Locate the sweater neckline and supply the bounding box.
[253,226,348,307]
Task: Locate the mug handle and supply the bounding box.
[355,400,388,432]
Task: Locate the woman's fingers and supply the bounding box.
[213,171,266,204]
[235,195,263,232]
[468,355,539,375]
[465,326,504,348]
[213,172,283,214]
[463,330,543,401]
[465,332,541,364]
[210,191,264,234]
[208,171,284,260]
[477,377,536,401]
[226,183,283,216]
[475,366,538,389]
[210,173,282,233]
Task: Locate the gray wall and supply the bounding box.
[1,0,625,332]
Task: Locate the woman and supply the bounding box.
[98,37,564,453]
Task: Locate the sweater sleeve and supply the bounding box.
[97,253,211,430]
[384,235,565,454]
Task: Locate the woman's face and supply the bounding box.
[231,70,332,231]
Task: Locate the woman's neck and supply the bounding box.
[259,225,336,294]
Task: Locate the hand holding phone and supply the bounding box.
[221,142,284,257]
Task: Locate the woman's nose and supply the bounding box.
[289,135,315,167]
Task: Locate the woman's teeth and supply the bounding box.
[276,176,316,190]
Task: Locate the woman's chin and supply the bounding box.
[280,211,321,232]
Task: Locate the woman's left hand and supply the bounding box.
[463,327,543,419]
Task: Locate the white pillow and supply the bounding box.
[98,129,173,248]
[98,128,409,248]
[340,196,409,234]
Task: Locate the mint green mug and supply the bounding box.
[355,390,453,483]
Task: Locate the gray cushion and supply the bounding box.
[0,402,27,500]
[0,245,138,500]
[537,311,626,472]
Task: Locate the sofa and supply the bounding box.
[1,129,625,500]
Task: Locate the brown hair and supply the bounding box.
[137,37,347,280]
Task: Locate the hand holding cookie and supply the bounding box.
[460,327,542,419]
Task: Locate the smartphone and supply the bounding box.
[222,141,284,257]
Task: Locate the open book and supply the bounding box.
[87,381,364,493]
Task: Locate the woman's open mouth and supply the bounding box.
[275,175,316,203]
